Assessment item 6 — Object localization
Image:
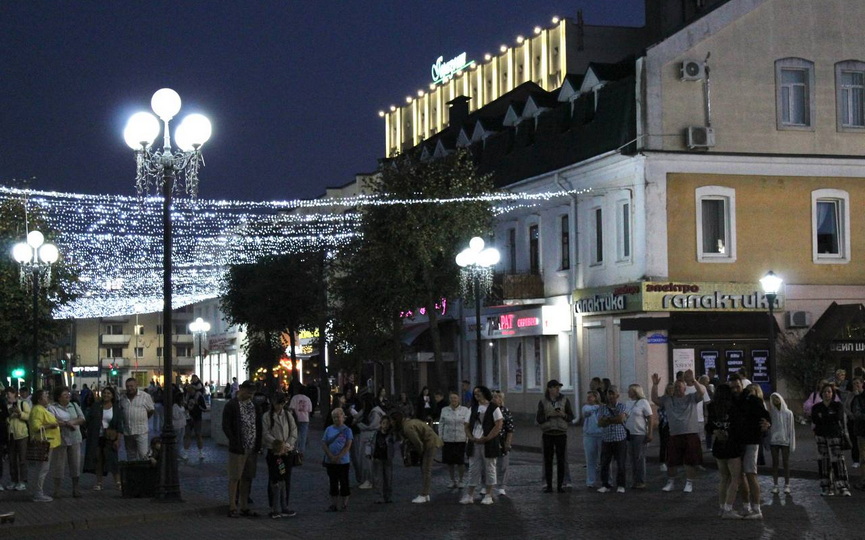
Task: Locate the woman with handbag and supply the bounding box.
[27,389,61,503]
[261,393,298,519]
[812,382,852,497]
[82,386,124,491]
[460,386,503,506]
[47,386,86,498]
[322,407,353,512]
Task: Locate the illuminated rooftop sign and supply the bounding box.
[431,52,474,83]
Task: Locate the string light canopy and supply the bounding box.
[0,185,592,319]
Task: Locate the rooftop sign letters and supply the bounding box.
[573,282,784,315]
[431,52,474,83]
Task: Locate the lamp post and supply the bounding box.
[12,230,59,391]
[456,237,500,385]
[760,270,783,392]
[124,88,211,502]
[189,317,210,381]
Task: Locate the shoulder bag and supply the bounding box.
[27,427,50,461]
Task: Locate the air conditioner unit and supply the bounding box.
[681,60,705,81]
[685,126,715,149]
[786,311,812,329]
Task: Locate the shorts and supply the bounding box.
[667,433,703,467]
[442,442,466,465]
[227,449,258,481]
[742,444,759,474]
[186,417,203,436]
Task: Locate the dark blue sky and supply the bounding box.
[1,1,644,202]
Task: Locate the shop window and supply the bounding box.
[508,228,517,274]
[560,214,570,270]
[590,207,603,266]
[696,186,736,263]
[616,199,631,262]
[812,189,850,263]
[528,224,540,274]
[836,60,865,131]
[776,58,815,130]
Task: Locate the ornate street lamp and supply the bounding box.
[12,230,59,390]
[760,270,783,392]
[189,317,210,381]
[124,88,211,502]
[456,237,500,385]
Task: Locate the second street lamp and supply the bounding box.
[760,270,783,393]
[12,230,59,391]
[124,88,211,502]
[456,237,500,385]
[189,317,210,381]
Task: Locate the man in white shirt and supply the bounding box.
[289,388,313,455]
[624,384,653,489]
[120,378,155,460]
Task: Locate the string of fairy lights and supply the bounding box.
[0,185,591,319]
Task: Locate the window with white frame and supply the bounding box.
[695,186,736,262]
[134,347,144,358]
[616,199,631,262]
[812,189,850,263]
[105,324,124,335]
[560,214,571,270]
[590,206,603,265]
[176,345,193,357]
[105,347,124,358]
[836,61,865,130]
[776,58,815,130]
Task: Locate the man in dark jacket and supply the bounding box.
[222,380,262,517]
[536,380,575,493]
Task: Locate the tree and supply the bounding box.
[333,150,493,392]
[220,251,326,391]
[0,198,77,388]
[776,332,834,400]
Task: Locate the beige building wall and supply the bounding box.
[650,0,865,154]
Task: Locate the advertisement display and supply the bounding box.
[725,350,745,378]
[672,348,695,375]
[700,350,719,374]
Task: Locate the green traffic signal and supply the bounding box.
[11,368,25,378]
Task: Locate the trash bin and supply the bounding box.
[119,460,158,498]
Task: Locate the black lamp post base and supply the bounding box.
[153,425,183,502]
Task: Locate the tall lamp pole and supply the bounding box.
[12,230,59,391]
[456,237,499,385]
[760,270,783,392]
[124,88,211,502]
[189,317,210,381]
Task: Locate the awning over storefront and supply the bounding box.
[805,302,865,354]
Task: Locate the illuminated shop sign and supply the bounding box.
[431,52,474,83]
[466,305,570,340]
[72,366,99,373]
[573,282,784,315]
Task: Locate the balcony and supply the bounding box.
[500,272,545,301]
[172,334,194,345]
[100,334,131,345]
[175,356,195,368]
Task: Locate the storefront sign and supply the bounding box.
[208,334,231,352]
[647,333,668,344]
[830,341,865,353]
[573,284,642,315]
[643,282,782,312]
[466,304,570,340]
[431,52,474,83]
[72,366,99,373]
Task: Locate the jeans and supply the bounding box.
[296,422,309,454]
[600,439,628,488]
[583,435,603,487]
[542,432,567,489]
[372,458,393,501]
[496,452,510,490]
[627,435,647,485]
[8,437,28,484]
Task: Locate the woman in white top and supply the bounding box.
[262,393,298,518]
[768,392,796,494]
[460,386,503,505]
[48,386,86,498]
[624,384,653,489]
[439,391,470,488]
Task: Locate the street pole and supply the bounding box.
[767,292,777,393]
[474,273,483,385]
[31,276,39,391]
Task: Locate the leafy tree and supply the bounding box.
[776,333,834,400]
[333,150,493,391]
[220,251,326,391]
[0,198,78,388]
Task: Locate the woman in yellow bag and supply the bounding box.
[28,389,61,502]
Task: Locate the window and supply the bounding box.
[105,347,124,358]
[812,189,850,263]
[177,345,193,357]
[695,186,736,262]
[560,214,570,270]
[616,200,631,262]
[836,61,865,130]
[508,228,517,274]
[528,224,540,275]
[175,324,190,335]
[105,324,124,335]
[134,347,144,358]
[156,347,163,357]
[776,58,815,130]
[156,325,163,335]
[590,207,603,265]
[134,325,144,335]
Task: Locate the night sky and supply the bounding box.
[1,1,645,202]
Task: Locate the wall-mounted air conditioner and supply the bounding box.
[681,60,705,81]
[685,126,715,149]
[786,311,812,329]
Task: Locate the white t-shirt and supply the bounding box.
[469,403,503,439]
[684,385,710,423]
[624,399,653,436]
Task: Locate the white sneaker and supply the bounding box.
[459,494,473,505]
[597,486,611,493]
[411,495,430,503]
[496,488,506,496]
[721,509,742,520]
[771,485,779,494]
[742,510,763,520]
[480,495,494,505]
[683,481,693,493]
[659,464,668,472]
[358,481,373,490]
[616,486,625,493]
[480,488,487,495]
[784,485,791,494]
[15,483,27,491]
[33,494,53,503]
[662,480,675,492]
[854,462,861,469]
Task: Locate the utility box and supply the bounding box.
[119,460,158,498]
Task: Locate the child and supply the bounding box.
[372,415,397,504]
[768,392,796,494]
[147,437,162,467]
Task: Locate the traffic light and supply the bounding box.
[110,363,118,376]
[11,367,25,379]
